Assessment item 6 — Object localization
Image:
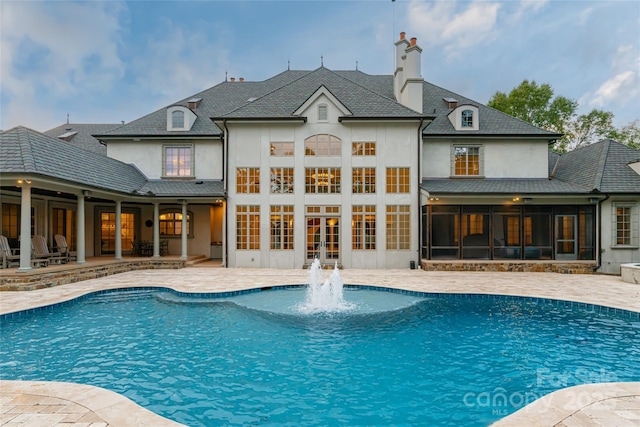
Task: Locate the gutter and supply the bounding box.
[416,117,425,268]
[222,119,230,269]
[593,194,610,272]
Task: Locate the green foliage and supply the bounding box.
[488,79,638,153]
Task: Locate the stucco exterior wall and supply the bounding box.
[422,138,549,178]
[106,139,223,179]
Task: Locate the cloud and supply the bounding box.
[407,0,501,58]
[0,1,126,130]
[583,45,640,113]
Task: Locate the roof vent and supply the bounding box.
[247,97,257,102]
[187,97,202,109]
[57,130,78,141]
[443,97,458,109]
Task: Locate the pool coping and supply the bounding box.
[1,267,639,426]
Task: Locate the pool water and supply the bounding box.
[1,287,639,426]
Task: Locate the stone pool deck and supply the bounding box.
[1,266,639,426]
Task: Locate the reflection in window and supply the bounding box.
[352,142,376,156]
[172,110,185,128]
[164,146,193,177]
[305,134,341,156]
[454,146,480,176]
[352,168,376,193]
[270,142,294,156]
[461,110,473,127]
[236,168,260,193]
[270,205,294,250]
[270,168,294,193]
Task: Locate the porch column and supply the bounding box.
[181,200,188,260]
[221,201,226,267]
[18,183,32,271]
[153,202,160,258]
[76,193,86,264]
[115,200,122,260]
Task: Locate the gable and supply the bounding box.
[293,86,351,124]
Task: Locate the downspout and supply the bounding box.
[416,117,425,268]
[593,194,610,272]
[222,119,229,268]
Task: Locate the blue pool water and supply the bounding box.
[1,287,639,426]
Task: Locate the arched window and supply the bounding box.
[461,110,473,127]
[172,110,185,129]
[304,134,341,156]
[159,210,193,237]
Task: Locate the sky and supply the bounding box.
[1,0,639,132]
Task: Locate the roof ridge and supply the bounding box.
[592,140,611,191]
[17,127,37,172]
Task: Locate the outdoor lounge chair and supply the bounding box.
[54,234,77,261]
[0,235,21,268]
[32,235,67,264]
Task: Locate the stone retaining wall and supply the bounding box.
[420,260,597,274]
[0,260,186,291]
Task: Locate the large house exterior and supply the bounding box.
[1,33,638,274]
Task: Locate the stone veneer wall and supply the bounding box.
[0,259,186,291]
[421,261,597,274]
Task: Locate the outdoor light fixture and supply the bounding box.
[523,197,533,203]
[512,197,520,202]
[429,197,439,201]
[17,179,32,185]
[82,190,92,197]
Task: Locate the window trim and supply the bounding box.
[318,104,328,122]
[612,202,639,248]
[451,144,484,177]
[162,144,195,178]
[159,209,194,238]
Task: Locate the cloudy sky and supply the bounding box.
[1,0,638,132]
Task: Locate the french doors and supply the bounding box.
[306,206,340,265]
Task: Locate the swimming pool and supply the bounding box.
[1,286,639,426]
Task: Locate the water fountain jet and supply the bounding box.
[298,259,355,314]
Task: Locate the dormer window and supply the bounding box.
[318,104,328,122]
[461,110,473,127]
[166,106,197,131]
[172,111,185,129]
[448,104,479,131]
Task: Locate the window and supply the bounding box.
[352,205,376,250]
[386,205,410,250]
[270,168,294,193]
[1,203,34,243]
[305,134,341,156]
[236,205,260,250]
[52,207,77,251]
[236,168,260,193]
[164,145,194,177]
[159,211,192,237]
[453,146,481,176]
[386,168,410,193]
[461,110,473,127]
[613,203,638,247]
[270,205,294,250]
[270,142,294,156]
[352,167,376,193]
[172,110,185,129]
[305,167,341,193]
[318,104,328,121]
[352,142,376,156]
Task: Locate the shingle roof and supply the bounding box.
[422,178,590,195]
[423,140,640,196]
[0,127,224,198]
[553,140,640,193]
[44,123,122,155]
[96,67,556,139]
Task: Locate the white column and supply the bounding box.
[76,194,86,264]
[221,201,226,267]
[115,200,122,260]
[153,202,160,258]
[181,200,188,260]
[18,184,32,271]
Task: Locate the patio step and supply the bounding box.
[185,255,209,266]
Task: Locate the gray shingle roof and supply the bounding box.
[553,140,640,193]
[96,67,556,139]
[0,127,225,198]
[44,123,122,155]
[422,178,590,195]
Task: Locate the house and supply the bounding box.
[1,33,638,273]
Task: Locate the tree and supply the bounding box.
[608,119,640,150]
[487,80,630,153]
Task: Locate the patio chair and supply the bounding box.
[54,234,77,261]
[0,235,20,268]
[32,235,68,264]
